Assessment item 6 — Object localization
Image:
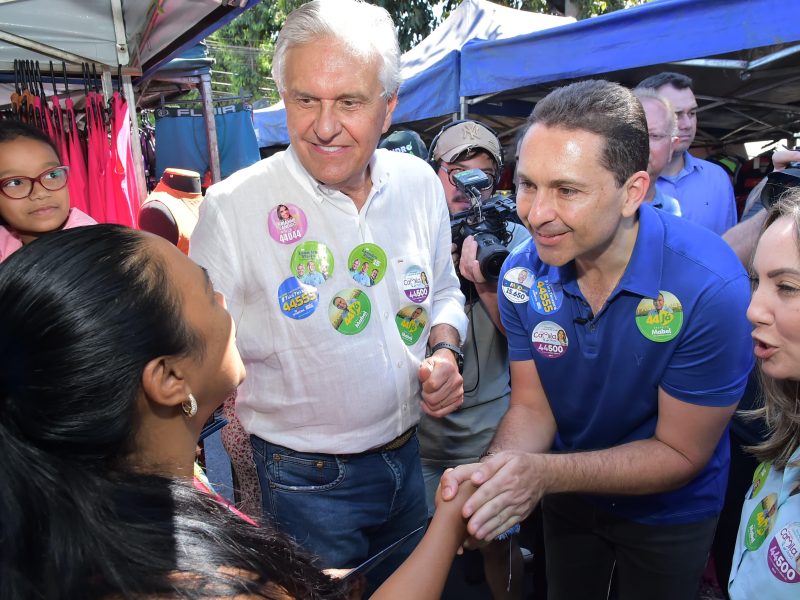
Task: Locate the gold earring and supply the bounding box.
[182,393,198,418]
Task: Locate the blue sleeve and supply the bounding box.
[498,248,535,362]
[661,273,754,406]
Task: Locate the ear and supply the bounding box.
[141,355,190,410]
[382,93,398,134]
[622,170,650,218]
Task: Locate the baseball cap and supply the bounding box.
[379,130,428,159]
[430,120,502,168]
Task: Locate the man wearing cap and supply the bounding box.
[421,119,528,599]
[189,0,466,587]
[637,72,737,235]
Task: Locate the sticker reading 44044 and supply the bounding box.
[277,277,318,320]
[501,267,532,304]
[329,289,371,335]
[531,321,569,359]
[530,277,563,315]
[267,203,308,244]
[395,305,428,346]
[635,290,683,343]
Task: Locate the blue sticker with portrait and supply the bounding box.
[277,277,319,320]
[529,277,563,315]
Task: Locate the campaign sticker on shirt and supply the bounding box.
[766,523,800,583]
[501,267,532,304]
[347,243,387,287]
[635,291,683,342]
[290,241,333,287]
[530,277,563,315]
[329,288,371,335]
[277,277,318,320]
[531,321,569,359]
[395,305,428,346]
[402,265,430,303]
[744,493,779,551]
[751,462,772,498]
[267,203,308,244]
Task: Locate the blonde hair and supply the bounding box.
[746,187,800,469]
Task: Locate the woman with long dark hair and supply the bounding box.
[0,225,472,599]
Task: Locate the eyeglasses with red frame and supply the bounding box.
[0,166,70,200]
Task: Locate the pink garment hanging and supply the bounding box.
[64,95,91,218]
[50,94,89,214]
[84,90,109,223]
[109,91,137,227]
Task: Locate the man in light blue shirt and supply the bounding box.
[638,72,737,235]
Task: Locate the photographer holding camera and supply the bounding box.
[419,120,528,599]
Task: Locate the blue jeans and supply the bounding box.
[250,433,427,589]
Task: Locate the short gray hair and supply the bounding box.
[632,88,677,137]
[272,0,401,99]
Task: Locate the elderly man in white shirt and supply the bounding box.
[190,0,466,589]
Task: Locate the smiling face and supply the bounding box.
[748,215,800,381]
[282,37,397,204]
[514,123,645,268]
[0,137,70,244]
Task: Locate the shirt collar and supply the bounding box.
[552,204,663,301]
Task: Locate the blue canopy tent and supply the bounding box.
[253,0,572,147]
[459,0,800,147]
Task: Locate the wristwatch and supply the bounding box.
[429,341,464,375]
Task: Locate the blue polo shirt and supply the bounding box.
[498,203,753,524]
[657,151,737,235]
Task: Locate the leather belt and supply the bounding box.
[367,427,416,453]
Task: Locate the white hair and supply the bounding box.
[272,0,401,99]
[632,87,677,137]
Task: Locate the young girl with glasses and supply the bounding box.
[0,120,95,261]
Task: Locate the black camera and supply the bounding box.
[761,158,800,209]
[450,168,521,282]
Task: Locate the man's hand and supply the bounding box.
[440,452,544,541]
[772,149,800,170]
[418,353,464,417]
[458,235,486,284]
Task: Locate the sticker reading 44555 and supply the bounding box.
[531,321,568,359]
[277,277,318,320]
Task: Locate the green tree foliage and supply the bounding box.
[209,0,648,102]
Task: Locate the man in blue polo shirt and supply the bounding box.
[440,79,753,600]
[637,72,737,235]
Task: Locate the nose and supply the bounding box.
[28,179,50,200]
[746,285,771,327]
[215,291,228,310]
[313,101,342,142]
[524,190,557,229]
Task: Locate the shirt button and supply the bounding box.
[397,361,403,368]
[384,312,389,318]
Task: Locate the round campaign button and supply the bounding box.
[267,203,308,244]
[635,290,683,342]
[751,462,771,499]
[347,243,387,287]
[277,277,318,320]
[290,241,333,287]
[501,267,532,304]
[329,288,371,335]
[766,523,800,583]
[395,305,428,346]
[744,493,778,551]
[402,265,430,303]
[531,321,569,359]
[529,276,563,315]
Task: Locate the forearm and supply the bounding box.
[428,323,460,347]
[488,402,555,455]
[474,282,505,334]
[536,437,703,497]
[723,209,766,266]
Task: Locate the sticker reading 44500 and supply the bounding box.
[277,277,318,320]
[531,321,568,359]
